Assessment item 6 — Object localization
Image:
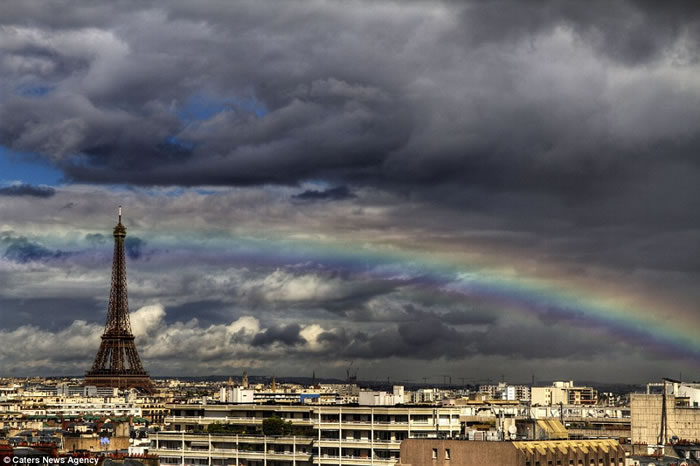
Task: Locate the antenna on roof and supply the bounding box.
[118,205,122,224]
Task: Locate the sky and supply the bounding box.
[0,0,699,383]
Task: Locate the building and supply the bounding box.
[358,386,405,406]
[531,381,597,407]
[479,383,531,402]
[397,438,626,466]
[220,386,255,403]
[162,402,462,465]
[151,432,314,466]
[631,393,700,445]
[646,380,700,407]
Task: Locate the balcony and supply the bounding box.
[316,439,401,449]
[315,455,398,465]
[150,448,313,462]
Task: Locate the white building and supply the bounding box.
[220,386,255,403]
[164,402,462,466]
[358,386,405,406]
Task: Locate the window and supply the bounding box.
[445,449,450,460]
[432,448,438,460]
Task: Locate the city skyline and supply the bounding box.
[1,1,700,382]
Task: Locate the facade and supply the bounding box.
[531,382,597,407]
[358,386,405,406]
[151,432,314,466]
[397,438,627,466]
[479,383,531,402]
[220,387,255,403]
[630,393,700,445]
[163,403,462,465]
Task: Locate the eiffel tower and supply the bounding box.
[85,207,153,392]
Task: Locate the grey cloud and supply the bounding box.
[0,296,102,331]
[0,184,56,198]
[293,186,355,201]
[125,236,146,260]
[1,234,66,263]
[0,0,699,382]
[85,233,106,246]
[251,323,303,347]
[1,0,699,206]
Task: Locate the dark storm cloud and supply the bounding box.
[0,296,102,331]
[1,0,699,207]
[293,186,356,201]
[0,184,55,198]
[312,317,625,362]
[85,233,106,246]
[125,236,145,260]
[1,234,65,263]
[251,323,304,347]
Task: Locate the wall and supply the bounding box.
[631,394,700,444]
[63,435,130,452]
[399,439,519,466]
[399,439,626,466]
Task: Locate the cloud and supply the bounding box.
[0,293,691,380]
[293,186,356,201]
[125,236,146,260]
[0,183,55,198]
[129,304,166,338]
[85,233,106,246]
[1,234,65,263]
[251,323,304,347]
[0,0,697,202]
[0,1,699,382]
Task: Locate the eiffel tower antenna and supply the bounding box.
[85,206,153,392]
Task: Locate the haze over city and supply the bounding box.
[1,0,699,383]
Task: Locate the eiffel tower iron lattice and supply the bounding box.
[85,207,153,392]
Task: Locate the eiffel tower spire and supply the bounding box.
[85,207,153,392]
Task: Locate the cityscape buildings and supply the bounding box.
[1,375,700,464]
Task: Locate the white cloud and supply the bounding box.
[130,304,166,337]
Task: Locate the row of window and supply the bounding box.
[525,459,624,466]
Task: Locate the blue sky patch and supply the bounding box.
[0,146,64,185]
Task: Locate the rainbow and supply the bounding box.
[16,229,700,363]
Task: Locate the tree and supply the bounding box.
[262,416,293,436]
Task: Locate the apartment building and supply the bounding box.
[479,383,531,402]
[531,382,597,407]
[151,432,314,466]
[157,403,462,465]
